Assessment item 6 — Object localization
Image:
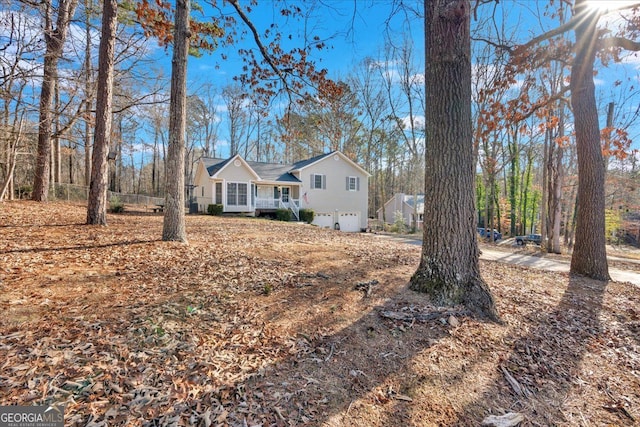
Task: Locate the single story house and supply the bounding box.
[193,151,370,232]
[377,193,424,230]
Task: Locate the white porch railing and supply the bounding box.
[281,200,299,220]
[255,197,300,220]
[255,198,280,209]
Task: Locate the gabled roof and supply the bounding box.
[202,158,231,176]
[377,193,425,214]
[199,156,301,183]
[404,194,425,211]
[290,150,371,177]
[198,150,368,183]
[290,152,334,170]
[201,155,261,180]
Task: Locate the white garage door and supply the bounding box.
[338,212,360,232]
[312,212,334,229]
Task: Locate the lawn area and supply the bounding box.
[1,201,639,426]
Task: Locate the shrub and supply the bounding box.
[109,197,125,213]
[299,208,315,224]
[276,208,291,221]
[207,204,223,215]
[392,210,406,233]
[16,185,32,199]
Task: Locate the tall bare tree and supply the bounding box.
[86,0,117,224]
[162,0,190,242]
[568,0,610,279]
[32,0,78,201]
[410,0,498,320]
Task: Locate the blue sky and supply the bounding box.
[5,0,639,160]
[181,1,424,88]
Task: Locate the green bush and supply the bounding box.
[16,185,32,199]
[276,208,291,221]
[207,204,223,215]
[109,197,125,213]
[392,210,406,233]
[299,208,315,224]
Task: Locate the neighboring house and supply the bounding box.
[193,151,370,232]
[377,193,424,230]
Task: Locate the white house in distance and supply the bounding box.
[193,150,370,232]
[377,193,425,230]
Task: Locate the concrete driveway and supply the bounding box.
[479,247,640,286]
[369,233,640,286]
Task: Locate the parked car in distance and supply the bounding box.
[477,227,502,241]
[515,234,542,246]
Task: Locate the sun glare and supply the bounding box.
[586,1,640,13]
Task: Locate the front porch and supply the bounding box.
[255,185,300,220]
[196,182,301,220]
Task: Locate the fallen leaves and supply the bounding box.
[1,201,639,426]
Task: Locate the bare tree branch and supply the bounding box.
[600,36,640,51]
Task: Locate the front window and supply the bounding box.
[215,182,222,204]
[227,183,237,205]
[227,182,248,206]
[238,183,248,205]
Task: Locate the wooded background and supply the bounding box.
[2,0,639,246]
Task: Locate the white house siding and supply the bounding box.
[298,153,369,230]
[194,162,214,212]
[217,161,256,213]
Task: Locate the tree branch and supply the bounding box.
[227,0,293,100]
[600,36,640,51]
[519,12,587,51]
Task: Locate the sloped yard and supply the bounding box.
[0,201,638,426]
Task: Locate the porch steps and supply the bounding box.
[281,201,299,221]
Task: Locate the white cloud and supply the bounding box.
[409,73,424,86]
[401,114,425,131]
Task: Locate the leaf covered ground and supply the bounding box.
[0,201,639,426]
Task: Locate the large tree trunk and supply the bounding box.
[32,0,78,201]
[162,0,190,242]
[86,0,117,225]
[569,0,610,281]
[409,0,498,321]
[84,0,93,187]
[548,103,565,254]
[508,128,519,237]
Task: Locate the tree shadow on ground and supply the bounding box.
[455,275,610,425]
[231,281,458,426]
[221,271,620,426]
[0,223,87,229]
[1,239,161,254]
[194,260,506,427]
[7,206,635,426]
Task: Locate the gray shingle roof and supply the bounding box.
[290,151,335,170]
[200,157,301,183]
[202,158,232,176]
[200,151,361,184]
[404,194,425,212]
[246,161,301,183]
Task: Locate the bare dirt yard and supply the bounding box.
[1,201,639,426]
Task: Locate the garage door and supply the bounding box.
[312,212,334,229]
[338,212,360,232]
